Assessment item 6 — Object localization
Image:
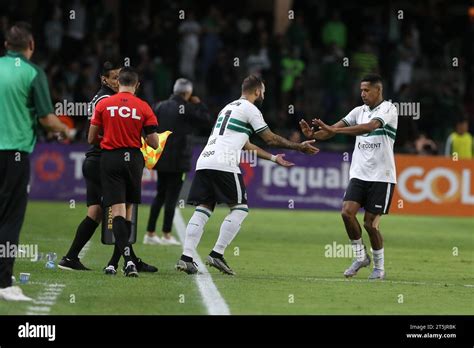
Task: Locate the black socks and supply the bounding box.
[66,216,98,260]
[112,216,132,264]
[181,255,193,262]
[209,250,223,259]
[108,220,138,267]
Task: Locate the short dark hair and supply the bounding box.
[455,117,468,126]
[242,74,264,93]
[5,22,33,51]
[361,74,383,85]
[101,61,121,77]
[118,67,139,87]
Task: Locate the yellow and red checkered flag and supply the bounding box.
[141,131,172,169]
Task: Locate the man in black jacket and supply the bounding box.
[144,78,211,245]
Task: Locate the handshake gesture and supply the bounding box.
[299,118,336,140]
[298,139,319,155]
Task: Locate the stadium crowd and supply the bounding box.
[0,0,472,155]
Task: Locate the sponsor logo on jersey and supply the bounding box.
[202,150,215,158]
[358,142,381,150]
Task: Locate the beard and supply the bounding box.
[254,96,264,108]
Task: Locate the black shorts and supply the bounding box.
[100,148,144,207]
[343,178,395,215]
[187,169,247,206]
[83,156,102,207]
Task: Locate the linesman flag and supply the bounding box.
[141,131,172,169]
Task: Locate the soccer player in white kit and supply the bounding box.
[176,75,319,275]
[300,74,397,280]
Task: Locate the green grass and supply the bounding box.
[1,201,473,315]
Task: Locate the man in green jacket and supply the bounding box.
[0,22,72,301]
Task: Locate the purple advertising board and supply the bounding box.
[30,143,350,211]
[29,143,159,204]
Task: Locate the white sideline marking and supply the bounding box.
[300,277,474,288]
[26,283,66,315]
[24,240,92,314]
[78,240,91,259]
[174,208,230,315]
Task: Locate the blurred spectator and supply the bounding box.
[321,43,348,122]
[281,47,305,95]
[393,34,418,93]
[415,133,438,155]
[136,44,155,104]
[352,39,379,79]
[435,82,465,140]
[44,7,63,53]
[153,57,173,102]
[63,0,87,60]
[236,15,253,46]
[246,32,271,76]
[286,15,310,53]
[0,0,468,156]
[321,11,347,49]
[394,84,418,153]
[178,12,201,80]
[200,6,223,78]
[444,118,473,159]
[207,51,236,114]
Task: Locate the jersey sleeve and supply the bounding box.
[143,101,158,127]
[88,94,110,119]
[31,68,54,118]
[248,107,268,134]
[341,107,359,126]
[90,99,104,127]
[372,104,398,128]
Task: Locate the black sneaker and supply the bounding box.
[103,265,117,275]
[124,262,139,277]
[136,258,158,273]
[58,257,91,271]
[206,255,235,275]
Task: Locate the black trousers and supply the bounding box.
[0,151,30,288]
[146,172,184,233]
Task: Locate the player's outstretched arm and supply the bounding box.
[243,141,295,167]
[258,128,319,155]
[314,118,381,137]
[299,119,347,141]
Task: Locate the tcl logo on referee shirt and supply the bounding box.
[106,106,141,120]
[91,92,158,150]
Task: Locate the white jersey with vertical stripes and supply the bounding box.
[342,100,398,183]
[196,98,268,174]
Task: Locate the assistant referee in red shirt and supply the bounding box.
[88,67,159,277]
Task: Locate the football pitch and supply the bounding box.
[1,201,473,315]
